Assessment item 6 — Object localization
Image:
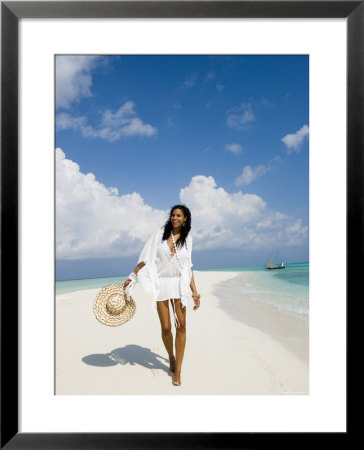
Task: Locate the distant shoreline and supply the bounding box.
[56,261,309,282]
[56,264,309,296]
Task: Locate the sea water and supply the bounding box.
[56,263,309,317]
[214,263,309,316]
[56,275,128,295]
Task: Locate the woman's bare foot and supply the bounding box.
[172,371,181,386]
[168,357,176,376]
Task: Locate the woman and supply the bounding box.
[123,204,200,387]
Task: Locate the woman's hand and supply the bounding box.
[123,271,138,290]
[123,278,132,289]
[192,295,200,310]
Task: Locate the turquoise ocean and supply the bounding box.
[56,262,309,317]
[213,262,309,316]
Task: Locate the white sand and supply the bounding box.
[56,271,308,395]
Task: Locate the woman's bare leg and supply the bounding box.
[172,298,186,386]
[156,300,175,375]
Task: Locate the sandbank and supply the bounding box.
[56,270,308,395]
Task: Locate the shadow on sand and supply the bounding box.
[82,344,169,374]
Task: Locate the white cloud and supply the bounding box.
[181,72,198,88]
[56,151,308,260]
[235,164,272,186]
[56,55,105,110]
[180,175,307,251]
[281,124,309,153]
[56,148,166,260]
[216,84,224,93]
[226,102,255,129]
[56,101,157,142]
[224,143,243,155]
[260,97,274,108]
[205,71,215,81]
[165,118,175,127]
[56,112,87,131]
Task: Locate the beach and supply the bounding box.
[56,270,308,395]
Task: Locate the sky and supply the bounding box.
[55,55,309,280]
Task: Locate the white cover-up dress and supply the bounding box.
[129,228,193,325]
[156,239,184,301]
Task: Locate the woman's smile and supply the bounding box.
[171,209,185,228]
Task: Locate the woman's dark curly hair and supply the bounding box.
[162,204,191,248]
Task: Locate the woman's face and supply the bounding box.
[170,209,186,229]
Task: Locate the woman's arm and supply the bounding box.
[123,230,159,289]
[133,261,146,275]
[190,270,197,293]
[123,261,146,288]
[190,270,200,310]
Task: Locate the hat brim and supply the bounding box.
[93,284,136,327]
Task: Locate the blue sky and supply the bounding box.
[55,55,309,280]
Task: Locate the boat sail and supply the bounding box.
[266,255,285,270]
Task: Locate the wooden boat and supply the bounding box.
[266,256,285,270]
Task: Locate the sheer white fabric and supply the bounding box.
[133,228,193,310]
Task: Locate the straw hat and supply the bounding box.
[93,284,136,327]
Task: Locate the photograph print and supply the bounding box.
[55,55,309,394]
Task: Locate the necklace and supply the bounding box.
[170,232,179,255]
[170,232,188,269]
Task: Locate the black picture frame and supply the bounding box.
[1,1,355,448]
